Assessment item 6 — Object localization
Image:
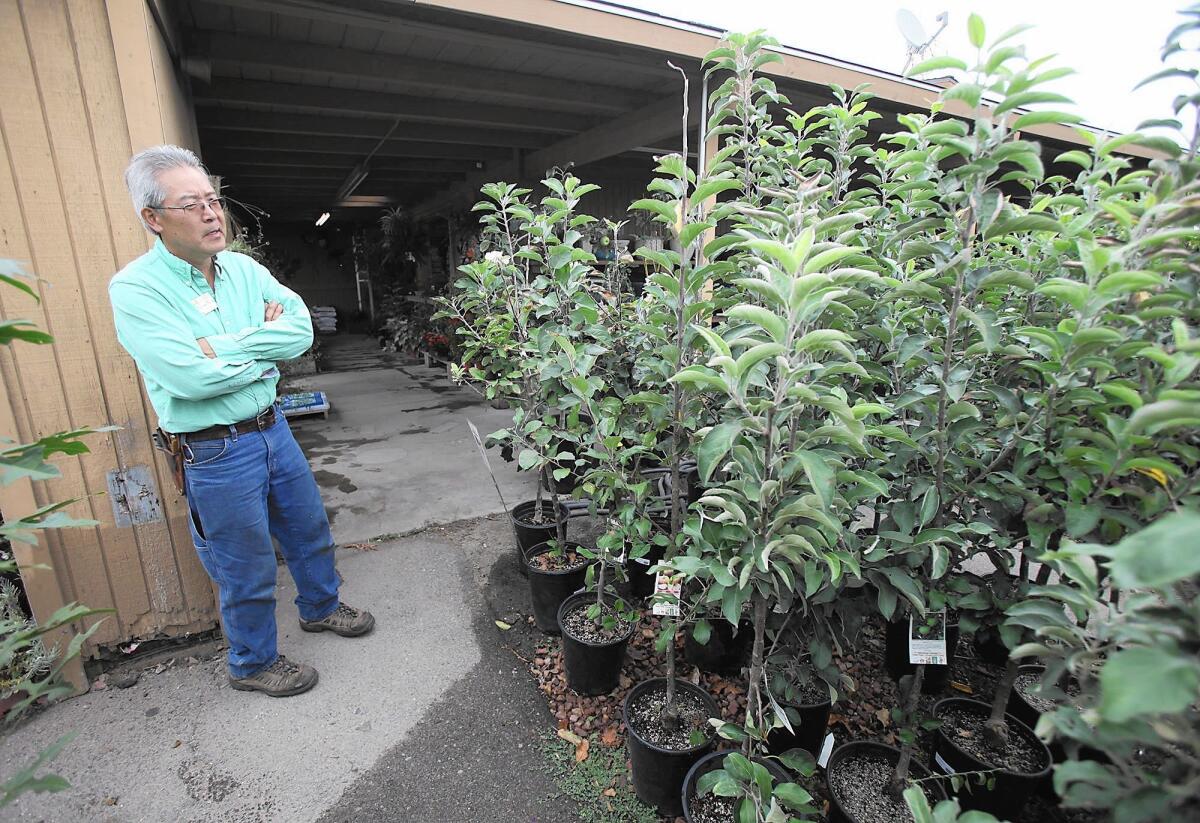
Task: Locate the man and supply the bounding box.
[110,145,372,698]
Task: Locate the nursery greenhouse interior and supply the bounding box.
[0,1,1197,822]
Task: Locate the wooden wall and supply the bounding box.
[0,0,217,676]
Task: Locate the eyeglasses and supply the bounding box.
[151,196,226,216]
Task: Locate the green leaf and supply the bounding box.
[1012,110,1084,130]
[1127,400,1200,434]
[517,450,539,470]
[697,422,742,484]
[1106,511,1200,588]
[797,450,835,511]
[919,487,939,528]
[1065,502,1102,538]
[908,56,968,77]
[1100,646,1200,722]
[773,782,814,810]
[1095,270,1163,296]
[967,13,986,48]
[727,304,786,343]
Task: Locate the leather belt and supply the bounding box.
[179,406,277,443]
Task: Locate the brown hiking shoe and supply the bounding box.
[299,603,375,637]
[229,655,318,697]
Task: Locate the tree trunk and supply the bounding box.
[744,595,769,755]
[984,658,1019,748]
[887,663,925,800]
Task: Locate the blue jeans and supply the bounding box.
[182,407,339,678]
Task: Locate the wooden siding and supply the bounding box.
[0,0,217,671]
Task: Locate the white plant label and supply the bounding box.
[466,419,508,513]
[934,751,956,774]
[908,609,948,665]
[650,570,682,617]
[817,732,835,769]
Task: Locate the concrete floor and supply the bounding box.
[286,336,536,544]
[0,336,556,823]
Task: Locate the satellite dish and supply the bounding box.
[898,9,950,72]
[897,9,927,48]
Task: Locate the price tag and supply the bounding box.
[908,610,948,665]
[650,570,682,617]
[817,733,836,769]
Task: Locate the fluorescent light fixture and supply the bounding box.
[315,212,330,227]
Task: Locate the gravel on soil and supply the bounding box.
[688,792,737,823]
[938,705,1049,774]
[561,600,636,644]
[827,752,933,823]
[1014,671,1078,716]
[528,548,588,573]
[627,681,713,750]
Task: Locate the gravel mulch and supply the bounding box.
[937,705,1050,774]
[827,751,938,823]
[627,681,713,750]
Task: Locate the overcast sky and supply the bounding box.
[623,0,1190,135]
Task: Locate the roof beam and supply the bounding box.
[198,133,515,162]
[191,0,674,81]
[411,91,700,217]
[199,109,553,149]
[209,153,484,173]
[195,79,595,133]
[200,32,646,115]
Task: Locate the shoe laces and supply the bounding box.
[267,656,301,675]
[333,603,358,619]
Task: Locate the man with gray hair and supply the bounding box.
[109,145,373,697]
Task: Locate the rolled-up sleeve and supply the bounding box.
[110,281,266,402]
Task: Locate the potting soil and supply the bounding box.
[627,682,712,749]
[939,705,1049,774]
[827,752,935,822]
[560,601,635,644]
[528,549,588,573]
[688,792,736,823]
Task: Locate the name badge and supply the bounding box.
[191,293,218,315]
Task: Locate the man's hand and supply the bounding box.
[265,301,283,322]
[197,337,216,359]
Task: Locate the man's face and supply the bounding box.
[141,166,227,262]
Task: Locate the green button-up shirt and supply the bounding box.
[109,238,313,434]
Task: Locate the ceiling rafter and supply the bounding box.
[189,0,677,81]
[198,133,513,161]
[199,110,553,149]
[195,79,595,133]
[199,32,648,115]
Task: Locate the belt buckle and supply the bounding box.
[255,407,272,430]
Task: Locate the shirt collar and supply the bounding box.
[152,237,222,281]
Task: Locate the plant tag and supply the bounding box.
[191,293,218,314]
[651,571,682,617]
[908,609,948,665]
[817,732,835,769]
[466,419,508,513]
[933,751,956,774]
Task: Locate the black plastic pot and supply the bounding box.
[1005,664,1047,730]
[825,740,947,823]
[557,591,635,696]
[526,542,590,634]
[765,694,833,759]
[683,618,751,675]
[682,749,791,823]
[625,540,666,599]
[510,500,569,577]
[971,624,1010,667]
[931,698,1052,820]
[884,612,960,694]
[624,678,719,817]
